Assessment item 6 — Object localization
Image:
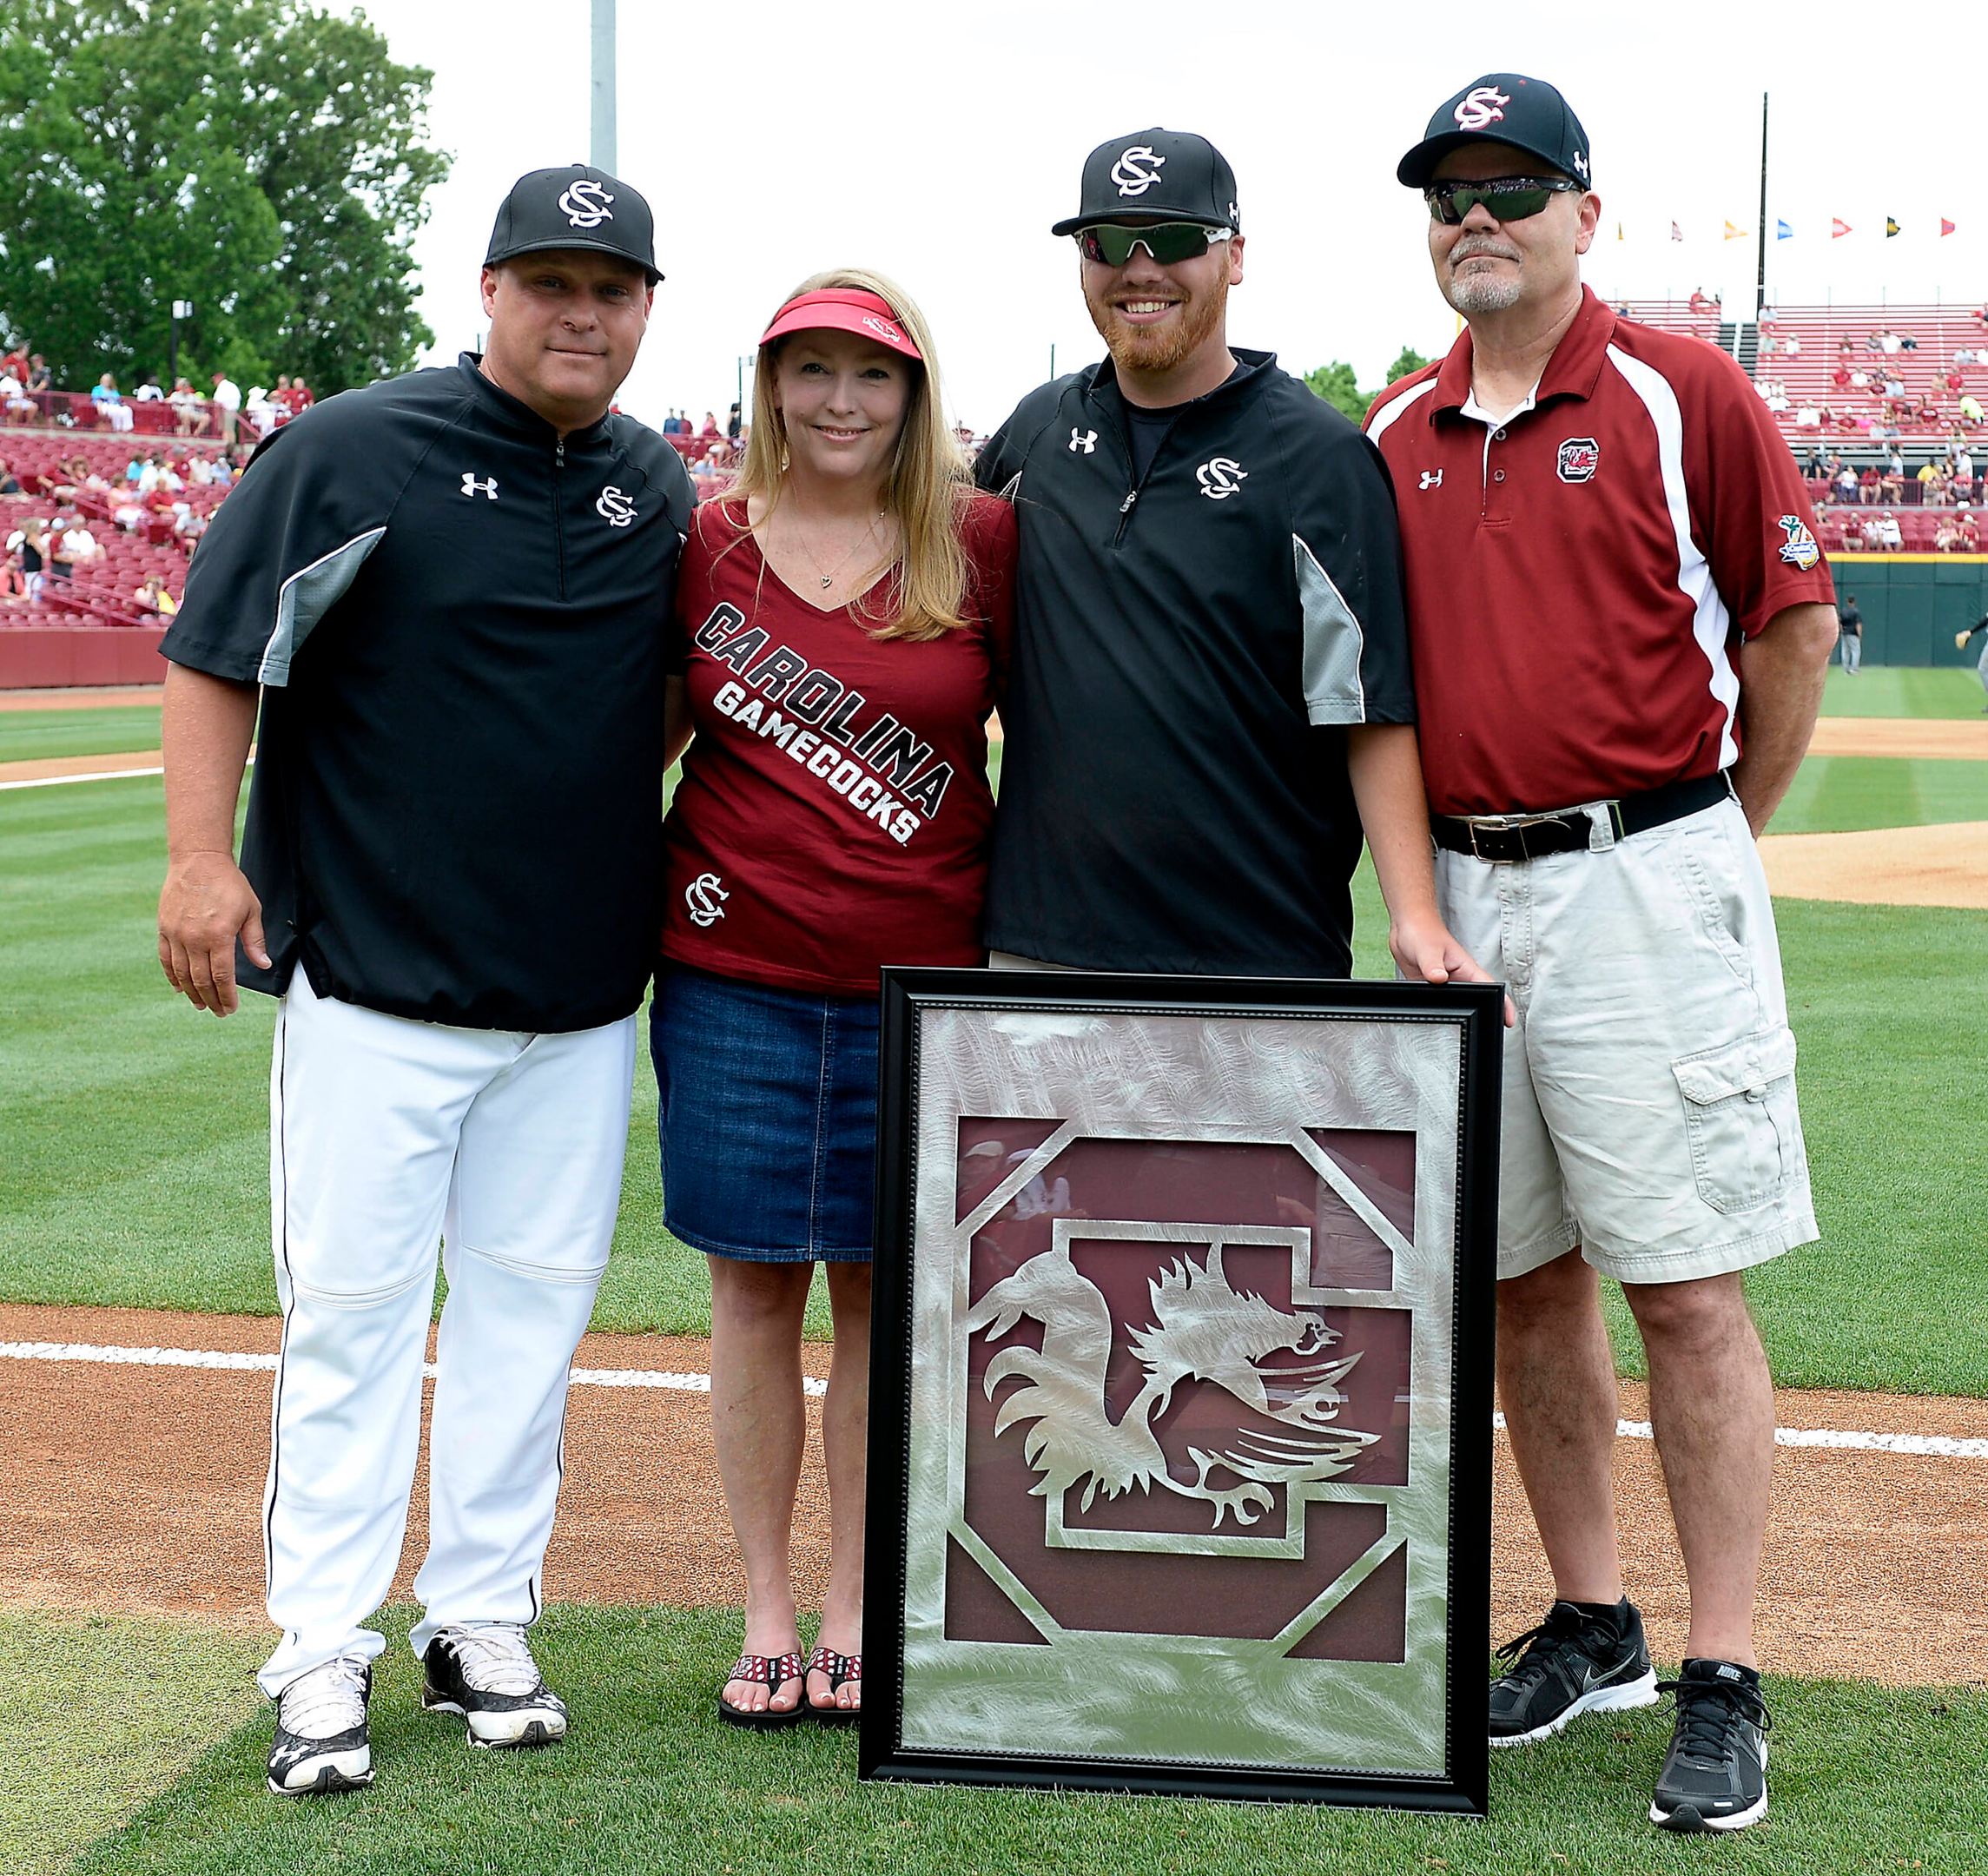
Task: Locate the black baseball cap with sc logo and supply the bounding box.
[1396,75,1592,190]
[485,162,662,283]
[1051,128,1241,236]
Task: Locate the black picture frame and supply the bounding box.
[862,968,1503,1814]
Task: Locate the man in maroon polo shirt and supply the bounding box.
[1369,75,1838,1835]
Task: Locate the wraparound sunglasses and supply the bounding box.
[1425,176,1582,225]
[1075,223,1234,267]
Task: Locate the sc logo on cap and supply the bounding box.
[1453,85,1510,131]
[558,180,616,228]
[1112,146,1166,197]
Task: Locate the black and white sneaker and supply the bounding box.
[1650,1658,1771,1833]
[421,1622,568,1749]
[1489,1598,1661,1747]
[267,1653,374,1796]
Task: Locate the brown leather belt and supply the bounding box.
[1430,771,1734,864]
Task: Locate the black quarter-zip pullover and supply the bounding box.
[974,349,1414,975]
[162,355,696,1031]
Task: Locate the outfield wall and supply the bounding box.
[1826,555,1988,664]
[0,626,169,689]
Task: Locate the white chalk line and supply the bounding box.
[0,1340,829,1396]
[3,1342,1977,1450]
[0,765,163,790]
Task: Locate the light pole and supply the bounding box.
[591,0,616,172]
[169,300,193,386]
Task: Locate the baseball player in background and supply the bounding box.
[155,166,693,1796]
[1369,77,1839,1833]
[1961,613,1988,707]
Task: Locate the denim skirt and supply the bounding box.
[651,966,878,1263]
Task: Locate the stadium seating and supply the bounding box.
[1621,300,1988,454]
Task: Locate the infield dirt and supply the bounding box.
[3,1304,1982,1688]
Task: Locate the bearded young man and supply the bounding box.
[973,127,1487,990]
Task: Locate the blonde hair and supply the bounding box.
[726,267,973,642]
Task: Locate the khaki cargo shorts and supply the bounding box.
[1435,796,1818,1286]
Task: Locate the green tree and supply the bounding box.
[1304,360,1370,424]
[1384,346,1430,384]
[0,0,448,395]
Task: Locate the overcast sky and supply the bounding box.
[353,0,1985,433]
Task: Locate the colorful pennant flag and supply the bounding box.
[1886,217,1900,238]
[1777,220,1792,240]
[1832,218,1851,238]
[1723,221,1746,241]
[1670,221,1683,242]
[1941,218,1957,237]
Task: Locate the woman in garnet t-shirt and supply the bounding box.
[654,273,1014,1731]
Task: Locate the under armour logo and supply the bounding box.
[558,180,615,228]
[1418,469,1443,490]
[595,484,637,526]
[1452,84,1510,132]
[1195,455,1248,499]
[1111,145,1166,197]
[460,473,498,499]
[1069,427,1098,453]
[685,872,729,928]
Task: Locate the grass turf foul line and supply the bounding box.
[0,764,165,789]
[8,1341,1975,1450]
[0,1339,830,1396]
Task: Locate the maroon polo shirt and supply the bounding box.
[1366,288,1833,816]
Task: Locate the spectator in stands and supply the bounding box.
[242,384,275,438]
[25,356,50,412]
[290,375,314,411]
[1835,461,1860,505]
[210,371,241,443]
[1955,446,1975,495]
[1794,401,1819,431]
[61,515,102,567]
[270,373,294,422]
[11,517,45,599]
[1918,389,1943,426]
[134,372,165,402]
[134,571,177,617]
[1801,446,1826,480]
[1874,510,1904,550]
[661,408,680,434]
[1859,465,1881,504]
[1832,362,1853,392]
[1865,330,1884,353]
[0,549,25,603]
[1878,461,1905,505]
[1,341,26,384]
[1959,393,1985,425]
[0,365,30,425]
[1879,329,1902,353]
[91,373,135,432]
[726,400,742,439]
[1898,331,1918,352]
[1946,365,1966,393]
[1765,380,1790,413]
[111,488,148,532]
[1880,369,1905,401]
[1782,332,1800,358]
[1934,517,1960,552]
[0,459,17,495]
[1958,510,1979,551]
[699,408,720,436]
[1920,462,1950,505]
[170,378,208,436]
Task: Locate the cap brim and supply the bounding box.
[485,237,662,284]
[758,303,923,362]
[1051,209,1220,236]
[1397,129,1572,188]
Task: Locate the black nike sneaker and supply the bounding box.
[1650,1658,1771,1833]
[422,1622,568,1749]
[267,1653,373,1796]
[1489,1598,1661,1746]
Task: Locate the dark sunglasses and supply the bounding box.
[1425,176,1582,226]
[1075,222,1233,267]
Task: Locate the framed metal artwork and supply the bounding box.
[862,969,1503,1814]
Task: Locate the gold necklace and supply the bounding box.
[790,505,889,591]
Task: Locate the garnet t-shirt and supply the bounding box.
[661,492,1016,994]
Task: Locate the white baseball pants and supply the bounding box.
[257,971,635,1698]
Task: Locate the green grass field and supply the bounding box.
[0,705,161,763]
[4,680,1986,1874]
[23,1605,1976,1876]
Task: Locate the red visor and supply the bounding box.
[758,288,923,361]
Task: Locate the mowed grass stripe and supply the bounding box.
[1771,754,1988,835]
[60,1605,1988,1876]
[0,705,162,765]
[1817,666,1985,719]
